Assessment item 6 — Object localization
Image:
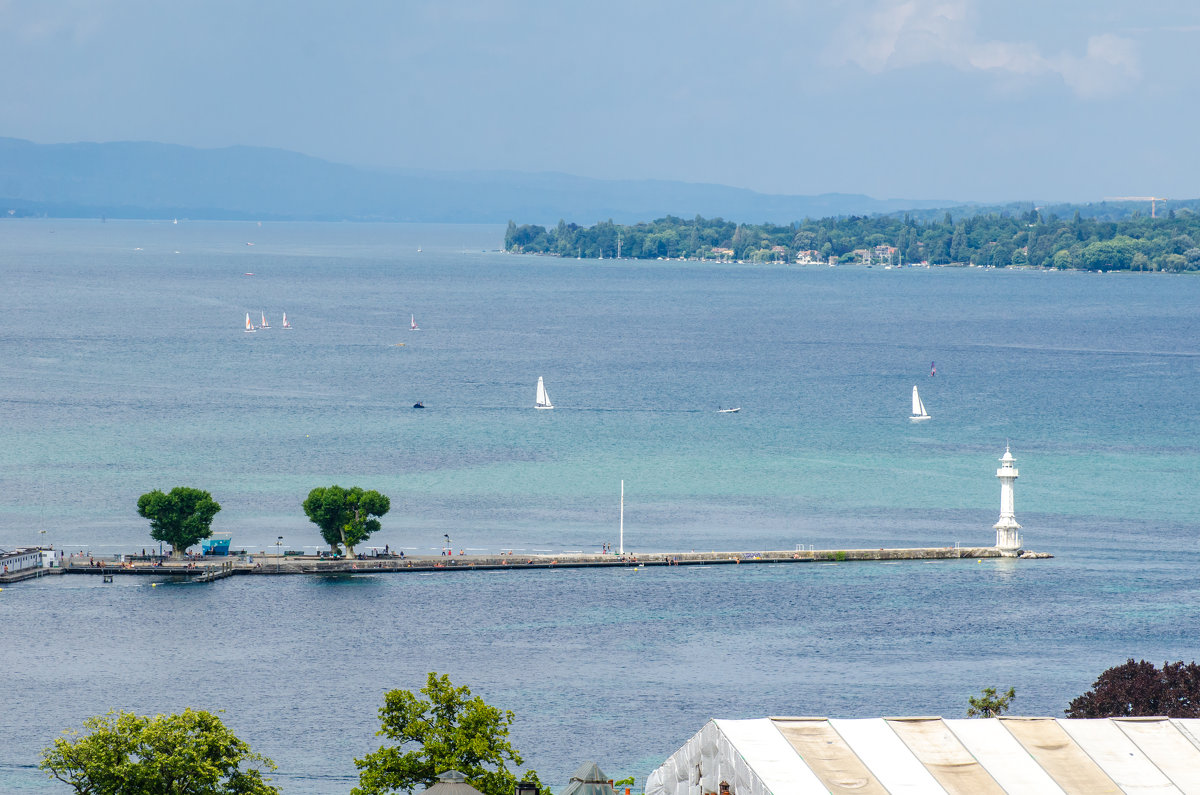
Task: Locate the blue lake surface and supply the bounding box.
[2,219,1199,792]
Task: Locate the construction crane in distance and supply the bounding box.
[1105,196,1168,218]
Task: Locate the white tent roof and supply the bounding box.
[944,717,1065,793]
[1056,718,1179,793]
[1114,718,1200,791]
[645,717,1200,795]
[830,719,946,794]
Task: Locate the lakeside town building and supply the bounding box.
[0,546,61,576]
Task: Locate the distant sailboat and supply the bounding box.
[282,312,292,329]
[244,313,256,333]
[410,314,419,331]
[910,385,930,421]
[259,311,269,329]
[535,376,554,409]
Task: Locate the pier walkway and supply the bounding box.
[61,557,237,581]
[42,545,1049,584]
[0,566,65,585]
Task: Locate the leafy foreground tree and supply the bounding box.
[137,487,222,558]
[1066,659,1200,718]
[40,708,278,794]
[302,485,390,558]
[354,672,541,795]
[967,686,1016,717]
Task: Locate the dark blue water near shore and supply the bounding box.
[2,220,1200,791]
[6,546,1199,792]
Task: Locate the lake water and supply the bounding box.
[2,220,1199,792]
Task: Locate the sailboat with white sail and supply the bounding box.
[910,385,930,421]
[259,311,269,329]
[244,313,256,333]
[410,314,419,331]
[282,312,292,329]
[535,376,554,409]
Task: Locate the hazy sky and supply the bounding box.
[3,1,1198,202]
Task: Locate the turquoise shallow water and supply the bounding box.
[2,220,1199,791]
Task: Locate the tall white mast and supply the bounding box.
[619,480,624,555]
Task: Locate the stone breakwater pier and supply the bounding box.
[3,446,1049,585]
[28,545,1053,584]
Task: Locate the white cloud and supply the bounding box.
[0,1,103,44]
[830,0,1140,98]
[1056,33,1140,98]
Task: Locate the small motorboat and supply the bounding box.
[413,402,425,409]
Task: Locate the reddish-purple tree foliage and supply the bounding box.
[1066,659,1200,718]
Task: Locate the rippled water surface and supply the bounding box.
[2,220,1199,791]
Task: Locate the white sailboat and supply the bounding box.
[535,376,554,409]
[244,313,256,333]
[410,314,419,331]
[259,311,269,329]
[910,385,930,421]
[282,312,292,329]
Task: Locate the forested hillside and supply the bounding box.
[506,204,1200,271]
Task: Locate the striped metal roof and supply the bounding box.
[645,717,1200,794]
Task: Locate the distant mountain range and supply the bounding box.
[1,137,1191,225]
[0,137,957,225]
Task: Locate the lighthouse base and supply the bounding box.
[994,522,1021,553]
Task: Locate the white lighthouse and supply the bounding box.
[993,445,1022,553]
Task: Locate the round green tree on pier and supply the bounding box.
[136,487,221,558]
[303,485,390,558]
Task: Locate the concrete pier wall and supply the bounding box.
[0,566,64,584]
[48,546,1037,581]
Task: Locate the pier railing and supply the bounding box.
[26,545,1045,587]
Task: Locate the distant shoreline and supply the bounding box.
[506,211,1200,272]
[508,250,1192,275]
